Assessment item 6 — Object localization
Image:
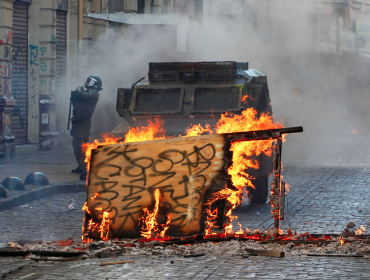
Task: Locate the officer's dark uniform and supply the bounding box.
[70,76,101,174]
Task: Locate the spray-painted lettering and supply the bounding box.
[3,46,11,60]
[40,62,47,71]
[30,45,39,66]
[86,135,226,238]
[40,46,46,57]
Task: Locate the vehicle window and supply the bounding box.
[192,87,241,113]
[133,88,182,114]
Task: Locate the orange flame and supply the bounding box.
[203,108,283,236]
[185,123,213,137]
[99,211,110,241]
[140,189,171,240]
[355,225,366,235]
[339,236,345,245]
[125,117,166,143]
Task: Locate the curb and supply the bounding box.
[0,181,86,211]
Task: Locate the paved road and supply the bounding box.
[1,132,370,278]
[1,254,370,279]
[0,143,79,184]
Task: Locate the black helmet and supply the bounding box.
[84,75,103,91]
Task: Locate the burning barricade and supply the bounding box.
[81,106,303,242]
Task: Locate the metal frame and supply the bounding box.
[224,126,303,230]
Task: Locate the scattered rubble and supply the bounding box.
[347,222,356,228]
[1,231,370,262]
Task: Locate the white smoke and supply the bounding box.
[68,0,370,167]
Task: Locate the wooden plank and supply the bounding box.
[245,249,285,258]
[87,134,228,238]
[99,260,135,266]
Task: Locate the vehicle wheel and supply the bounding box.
[247,175,269,205]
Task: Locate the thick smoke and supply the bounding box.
[75,0,370,167]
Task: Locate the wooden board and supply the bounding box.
[86,134,228,238]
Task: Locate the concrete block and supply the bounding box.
[101,0,108,13]
[84,17,95,25]
[39,9,56,26]
[0,4,13,27]
[39,26,57,44]
[125,0,137,12]
[0,0,14,9]
[91,0,101,13]
[153,5,163,14]
[83,22,94,39]
[145,0,151,13]
[94,25,109,40]
[40,0,56,10]
[85,0,92,13]
[14,144,39,155]
[153,0,163,6]
[68,14,78,41]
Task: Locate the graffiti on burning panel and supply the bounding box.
[87,136,226,236]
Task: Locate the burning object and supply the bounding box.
[116,61,275,205]
[82,61,303,241]
[82,126,302,241]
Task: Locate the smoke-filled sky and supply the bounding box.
[82,0,370,167]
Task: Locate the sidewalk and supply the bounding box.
[0,144,81,184]
[0,144,86,211]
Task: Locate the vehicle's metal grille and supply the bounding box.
[203,71,234,81]
[149,61,236,72]
[193,87,241,112]
[148,73,176,82]
[133,88,182,114]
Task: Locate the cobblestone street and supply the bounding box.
[1,133,370,278]
[1,254,370,279]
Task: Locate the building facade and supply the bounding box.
[3,0,363,158]
[0,0,203,157]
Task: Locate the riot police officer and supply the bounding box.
[70,75,102,177]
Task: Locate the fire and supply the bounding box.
[339,236,345,245]
[355,225,366,235]
[185,123,213,137]
[202,109,283,236]
[215,109,282,195]
[82,193,108,243]
[124,117,166,143]
[140,189,171,240]
[99,212,110,241]
[82,101,285,241]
